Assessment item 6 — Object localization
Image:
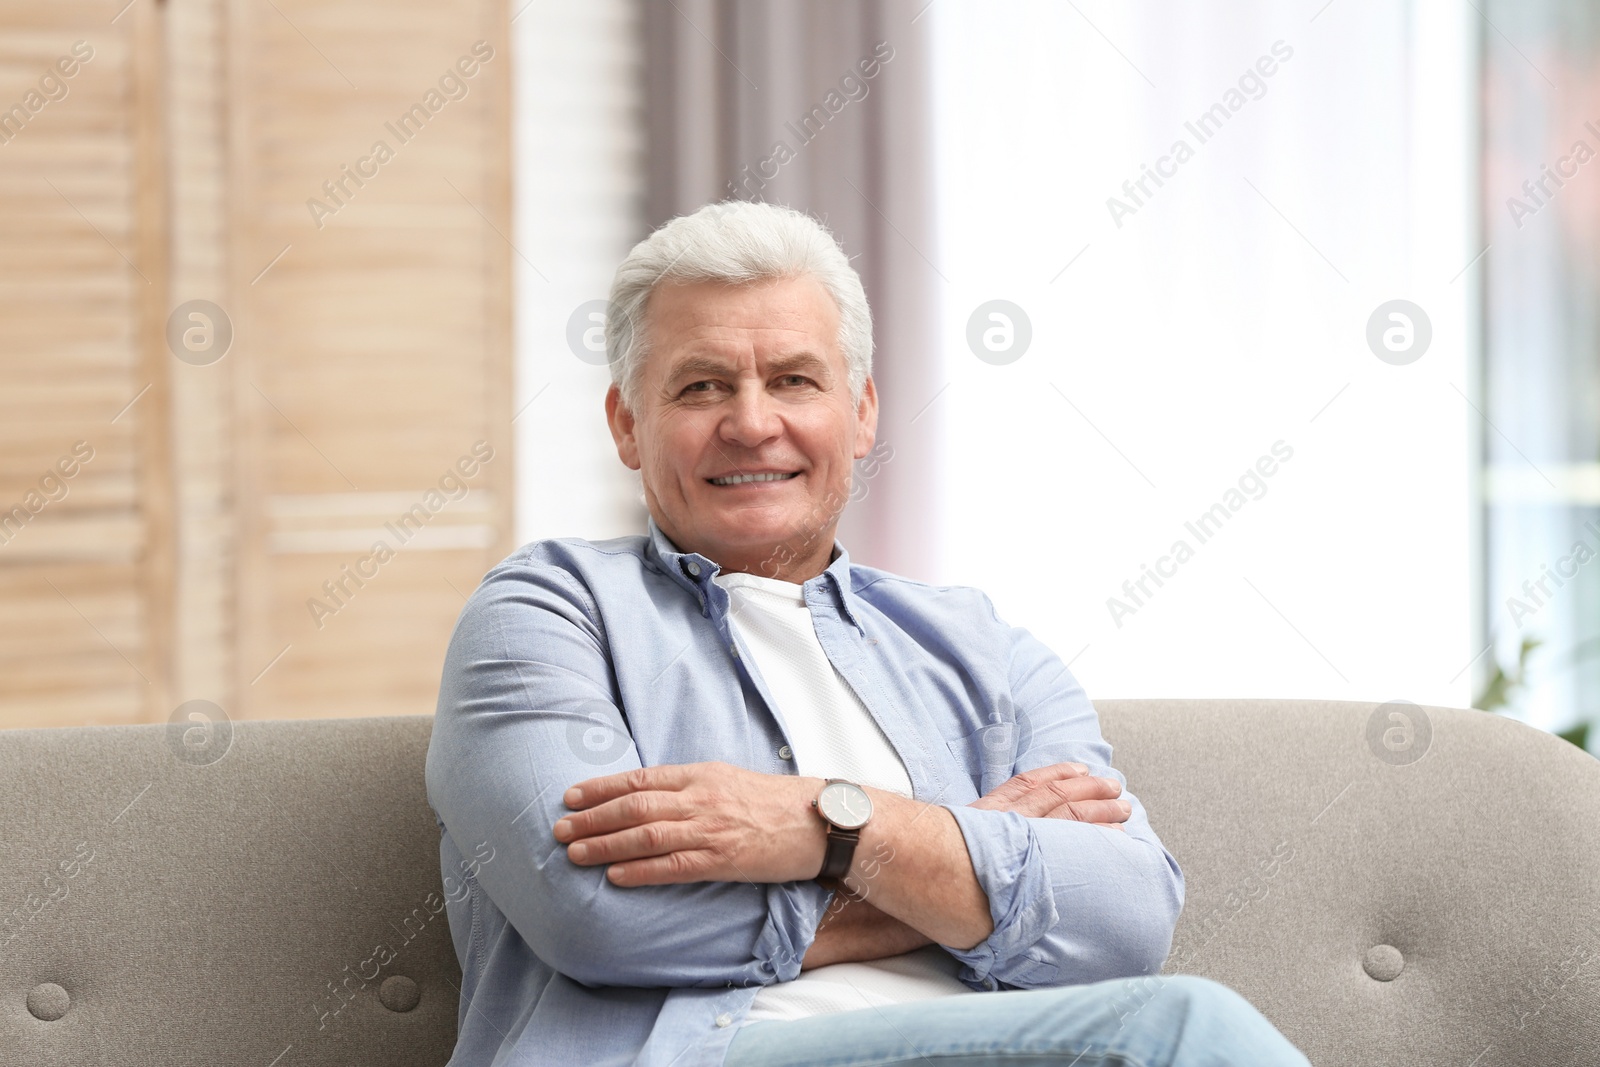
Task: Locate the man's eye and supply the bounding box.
[779,375,811,387]
[682,381,715,394]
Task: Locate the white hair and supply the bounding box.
[605,200,873,413]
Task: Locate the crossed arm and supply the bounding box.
[553,759,1132,964]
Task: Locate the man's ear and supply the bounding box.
[852,375,879,460]
[605,384,642,471]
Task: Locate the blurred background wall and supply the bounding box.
[2,0,1595,752]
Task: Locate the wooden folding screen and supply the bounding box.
[0,0,513,728]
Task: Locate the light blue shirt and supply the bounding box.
[425,516,1184,1067]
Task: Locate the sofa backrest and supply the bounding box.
[1,701,1596,1066]
[0,714,458,1067]
[1096,698,1600,1067]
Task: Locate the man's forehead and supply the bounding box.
[641,276,843,378]
[663,318,826,342]
[657,346,835,381]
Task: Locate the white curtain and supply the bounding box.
[927,0,1481,706]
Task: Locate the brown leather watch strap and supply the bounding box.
[817,824,860,881]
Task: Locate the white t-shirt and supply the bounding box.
[711,569,974,1025]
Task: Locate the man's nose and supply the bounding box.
[719,385,782,446]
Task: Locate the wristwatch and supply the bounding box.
[812,779,872,882]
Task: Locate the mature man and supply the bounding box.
[425,200,1310,1066]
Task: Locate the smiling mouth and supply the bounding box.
[706,471,801,486]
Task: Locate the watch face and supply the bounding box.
[818,781,872,829]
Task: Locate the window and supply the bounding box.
[1480,0,1600,744]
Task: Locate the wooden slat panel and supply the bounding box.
[250,549,494,717]
[0,0,511,728]
[0,0,171,727]
[0,563,148,726]
[232,0,513,718]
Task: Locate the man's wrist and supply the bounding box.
[817,875,866,903]
[793,775,831,881]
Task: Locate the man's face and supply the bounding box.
[605,274,878,581]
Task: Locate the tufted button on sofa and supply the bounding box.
[1,700,1596,1065]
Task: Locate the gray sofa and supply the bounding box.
[2,699,1597,1065]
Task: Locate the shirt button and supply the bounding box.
[778,745,793,760]
[686,561,701,576]
[729,643,739,659]
[714,1012,733,1028]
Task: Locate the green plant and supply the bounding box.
[1474,634,1593,750]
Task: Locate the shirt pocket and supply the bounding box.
[945,712,1028,796]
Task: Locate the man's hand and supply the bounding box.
[972,762,1132,831]
[554,762,827,887]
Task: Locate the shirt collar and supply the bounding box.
[644,513,863,633]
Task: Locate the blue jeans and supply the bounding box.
[723,974,1312,1066]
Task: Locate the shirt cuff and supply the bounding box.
[940,804,1060,988]
[752,879,834,982]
